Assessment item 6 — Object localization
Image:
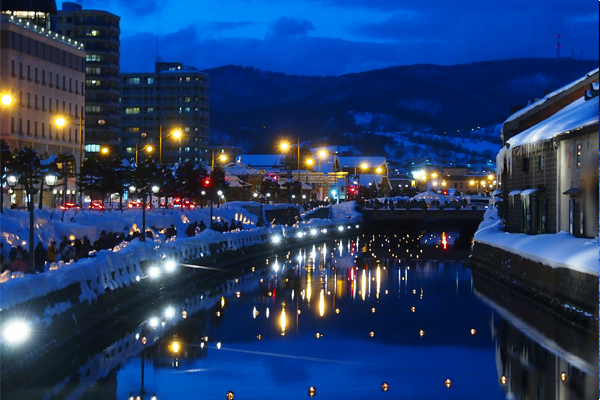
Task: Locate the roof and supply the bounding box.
[1,0,57,13]
[223,162,261,176]
[507,95,598,149]
[237,155,283,168]
[504,68,599,124]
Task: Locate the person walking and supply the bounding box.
[34,242,48,273]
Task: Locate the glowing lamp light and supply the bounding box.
[369,331,375,338]
[560,372,567,381]
[272,236,281,244]
[315,332,323,339]
[226,391,235,400]
[164,260,176,272]
[382,383,389,392]
[308,387,316,397]
[310,229,318,236]
[149,317,159,328]
[445,379,452,388]
[338,226,344,232]
[165,306,175,319]
[470,328,476,335]
[500,376,507,385]
[171,341,180,353]
[141,336,147,345]
[217,342,222,349]
[3,320,31,343]
[148,266,161,279]
[411,307,416,312]
[419,329,425,337]
[1,93,13,105]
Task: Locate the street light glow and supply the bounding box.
[1,93,13,106]
[164,260,176,272]
[3,320,31,343]
[55,117,66,127]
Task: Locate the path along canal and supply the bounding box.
[2,229,596,399]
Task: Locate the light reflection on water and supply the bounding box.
[8,232,592,400]
[116,233,510,400]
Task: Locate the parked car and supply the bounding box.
[128,200,151,209]
[173,198,196,209]
[59,202,80,210]
[89,201,105,210]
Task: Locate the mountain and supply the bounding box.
[204,58,598,163]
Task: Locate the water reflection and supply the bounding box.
[472,270,598,400]
[3,232,594,399]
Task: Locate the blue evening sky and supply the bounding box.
[80,0,599,76]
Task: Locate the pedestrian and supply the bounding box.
[47,240,58,263]
[34,242,47,273]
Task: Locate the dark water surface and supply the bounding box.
[6,231,597,399]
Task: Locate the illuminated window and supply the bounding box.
[125,107,140,114]
[126,77,141,85]
[86,79,101,87]
[85,144,101,152]
[146,77,154,84]
[86,54,103,62]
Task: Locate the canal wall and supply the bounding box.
[469,242,598,321]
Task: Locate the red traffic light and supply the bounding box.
[349,187,356,193]
[204,178,211,186]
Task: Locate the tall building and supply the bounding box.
[0,6,85,164]
[56,2,120,155]
[120,62,209,165]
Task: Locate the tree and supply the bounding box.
[210,165,230,201]
[173,161,207,203]
[260,178,280,198]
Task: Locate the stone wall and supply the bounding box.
[470,242,598,317]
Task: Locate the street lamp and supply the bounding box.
[7,170,57,268]
[159,125,182,164]
[281,139,301,183]
[55,112,84,205]
[139,184,160,242]
[211,151,227,168]
[136,144,153,165]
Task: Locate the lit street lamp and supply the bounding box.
[136,144,153,165]
[211,151,227,168]
[7,168,57,268]
[55,112,84,205]
[159,125,182,164]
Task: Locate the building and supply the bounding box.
[497,69,598,237]
[119,62,209,165]
[0,6,86,203]
[56,2,120,156]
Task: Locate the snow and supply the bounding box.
[0,201,362,314]
[498,95,598,177]
[504,68,599,124]
[412,190,451,204]
[474,208,598,276]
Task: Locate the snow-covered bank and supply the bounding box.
[473,208,598,276]
[0,201,362,315]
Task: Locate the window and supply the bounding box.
[126,77,141,85]
[85,144,101,153]
[42,70,45,84]
[69,78,72,92]
[49,98,52,112]
[146,107,154,113]
[27,65,31,80]
[34,95,38,109]
[522,158,529,172]
[41,122,45,137]
[86,105,102,113]
[63,76,66,90]
[538,155,544,170]
[86,79,102,87]
[86,67,102,75]
[147,77,154,84]
[86,54,104,62]
[27,93,31,108]
[86,29,100,36]
[56,74,60,88]
[11,61,15,75]
[125,127,140,133]
[42,96,45,111]
[34,67,38,82]
[19,63,23,77]
[49,72,53,87]
[576,144,581,169]
[125,107,140,114]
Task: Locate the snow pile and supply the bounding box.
[0,201,363,312]
[474,208,598,276]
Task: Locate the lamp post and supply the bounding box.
[7,170,57,268]
[211,151,227,168]
[136,144,153,165]
[159,125,182,164]
[281,139,300,183]
[0,93,13,214]
[55,111,84,205]
[139,184,160,242]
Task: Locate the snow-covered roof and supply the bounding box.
[507,96,598,149]
[504,68,599,124]
[237,155,284,168]
[412,190,451,204]
[520,188,538,196]
[359,174,387,187]
[223,162,261,176]
[320,156,386,174]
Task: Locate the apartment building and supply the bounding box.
[120,62,209,165]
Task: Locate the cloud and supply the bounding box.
[207,21,256,32]
[84,0,166,17]
[265,17,315,41]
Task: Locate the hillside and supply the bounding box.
[204,58,598,162]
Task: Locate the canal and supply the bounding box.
[2,230,597,399]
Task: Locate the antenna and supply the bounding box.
[555,34,561,59]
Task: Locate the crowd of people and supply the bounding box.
[362,197,471,210]
[0,217,248,274]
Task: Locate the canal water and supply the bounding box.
[5,231,597,399]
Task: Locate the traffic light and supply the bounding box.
[204,178,211,187]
